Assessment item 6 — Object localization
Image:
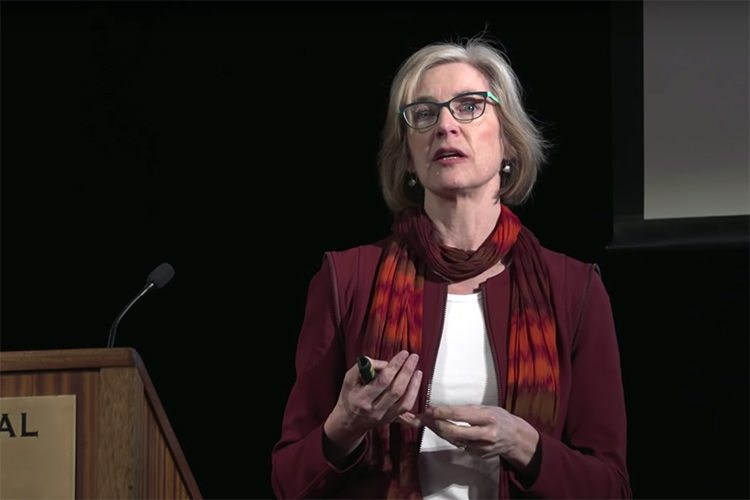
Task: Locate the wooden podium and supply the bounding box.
[0,348,202,499]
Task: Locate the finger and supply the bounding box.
[344,354,403,389]
[429,418,486,443]
[405,411,432,428]
[364,350,410,394]
[371,353,420,410]
[358,357,390,385]
[430,405,494,426]
[344,357,388,388]
[383,368,422,420]
[369,359,389,371]
[401,368,423,414]
[343,361,365,387]
[396,412,419,427]
[358,356,389,372]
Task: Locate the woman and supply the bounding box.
[271,37,630,499]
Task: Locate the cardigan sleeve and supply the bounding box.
[271,256,370,499]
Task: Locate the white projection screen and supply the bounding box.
[611,1,749,249]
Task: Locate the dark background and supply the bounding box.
[2,1,747,499]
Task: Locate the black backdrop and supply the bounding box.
[3,2,748,499]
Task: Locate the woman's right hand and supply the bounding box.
[323,350,422,460]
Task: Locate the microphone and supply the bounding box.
[106,263,175,348]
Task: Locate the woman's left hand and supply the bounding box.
[408,405,540,470]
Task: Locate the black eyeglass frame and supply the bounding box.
[398,91,501,130]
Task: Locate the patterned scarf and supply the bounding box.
[363,205,560,499]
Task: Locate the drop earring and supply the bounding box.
[407,173,417,187]
[501,160,511,173]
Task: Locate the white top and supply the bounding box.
[418,292,500,500]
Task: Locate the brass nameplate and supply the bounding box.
[0,395,76,499]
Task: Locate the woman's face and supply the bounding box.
[405,62,505,203]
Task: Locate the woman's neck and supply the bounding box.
[423,193,501,251]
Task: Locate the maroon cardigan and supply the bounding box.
[271,237,631,499]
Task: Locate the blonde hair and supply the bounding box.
[378,37,550,213]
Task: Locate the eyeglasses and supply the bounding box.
[399,91,500,130]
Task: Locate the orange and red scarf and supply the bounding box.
[363,205,560,499]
